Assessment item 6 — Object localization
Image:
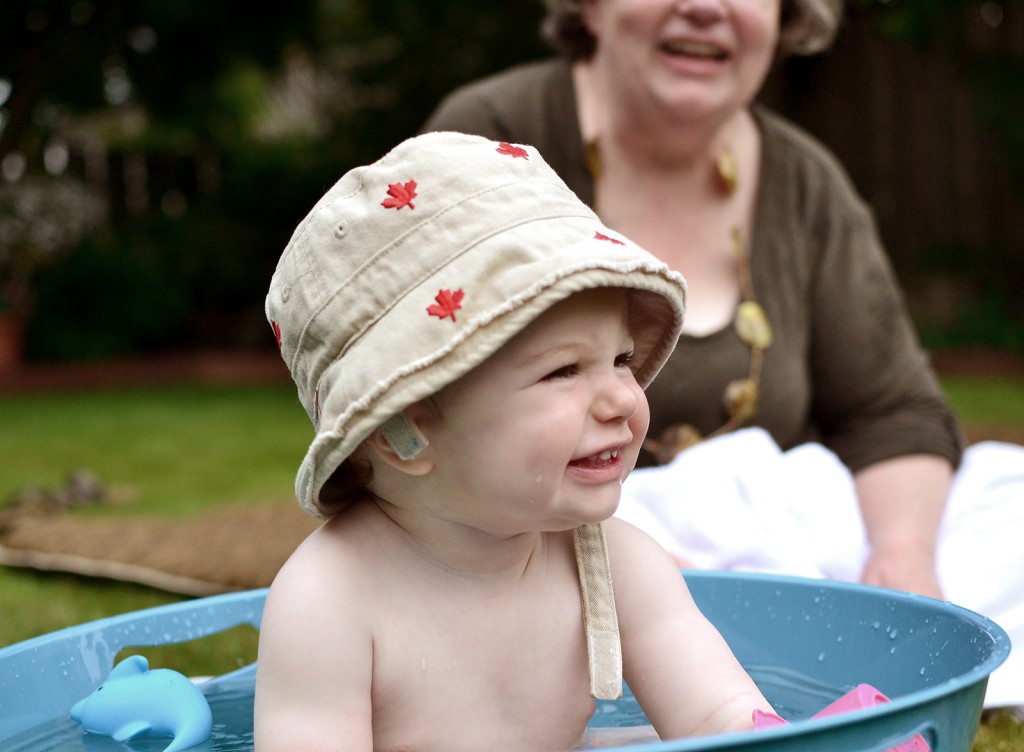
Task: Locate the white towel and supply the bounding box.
[617,428,1024,708]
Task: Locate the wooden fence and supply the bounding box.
[760,7,1024,336]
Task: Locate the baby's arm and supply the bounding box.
[254,546,373,751]
[605,518,773,739]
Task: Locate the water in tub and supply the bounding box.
[3,663,839,750]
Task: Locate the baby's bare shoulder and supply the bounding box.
[255,515,378,750]
[602,517,696,612]
[267,508,382,608]
[603,516,671,562]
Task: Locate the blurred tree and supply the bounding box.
[0,1,320,153]
[1,1,1020,360]
[0,1,328,357]
[313,0,547,160]
[0,1,546,360]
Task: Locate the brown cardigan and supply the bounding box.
[423,58,963,472]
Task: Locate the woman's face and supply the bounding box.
[582,0,780,126]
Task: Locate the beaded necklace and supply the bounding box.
[584,142,773,464]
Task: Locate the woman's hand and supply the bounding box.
[860,545,943,599]
[854,454,953,599]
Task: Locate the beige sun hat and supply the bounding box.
[266,131,687,520]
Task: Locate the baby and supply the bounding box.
[255,132,772,751]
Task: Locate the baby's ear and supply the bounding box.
[365,410,434,476]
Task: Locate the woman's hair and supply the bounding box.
[540,0,845,60]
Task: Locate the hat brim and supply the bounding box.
[298,223,685,517]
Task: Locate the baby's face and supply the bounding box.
[423,287,649,534]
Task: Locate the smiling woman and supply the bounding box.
[421,0,959,605]
[420,0,1024,712]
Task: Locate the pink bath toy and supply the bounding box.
[753,683,929,751]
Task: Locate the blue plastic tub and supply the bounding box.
[0,571,1010,751]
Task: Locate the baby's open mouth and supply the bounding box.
[571,448,621,467]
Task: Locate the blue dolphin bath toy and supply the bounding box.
[70,654,213,752]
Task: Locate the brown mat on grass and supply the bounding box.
[0,502,320,596]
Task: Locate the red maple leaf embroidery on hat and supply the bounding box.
[594,231,625,245]
[496,142,529,159]
[382,180,417,210]
[427,288,464,321]
[271,320,282,348]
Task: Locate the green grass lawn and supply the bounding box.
[0,383,310,677]
[942,375,1024,443]
[0,376,1021,748]
[0,384,308,518]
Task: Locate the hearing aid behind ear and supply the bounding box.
[378,411,430,461]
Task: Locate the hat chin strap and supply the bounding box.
[379,411,430,461]
[380,411,623,698]
[574,523,623,700]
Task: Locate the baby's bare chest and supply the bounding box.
[369,585,594,751]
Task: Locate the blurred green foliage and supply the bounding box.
[1,1,547,360]
[1,1,1022,359]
